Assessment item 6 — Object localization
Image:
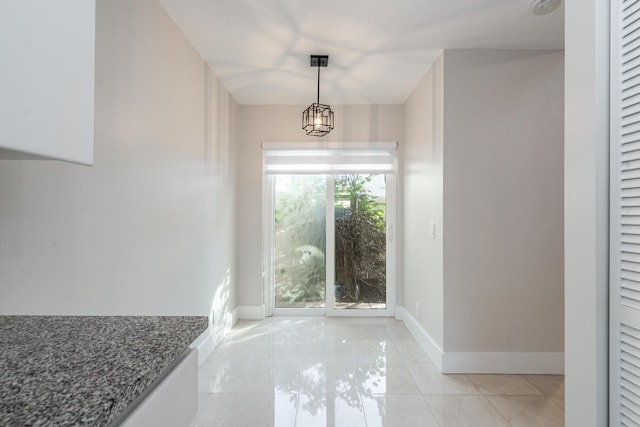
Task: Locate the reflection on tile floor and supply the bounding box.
[190,317,564,427]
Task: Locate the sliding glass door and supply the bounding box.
[332,174,388,311]
[267,173,395,316]
[273,175,327,310]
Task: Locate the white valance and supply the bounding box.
[261,141,397,175]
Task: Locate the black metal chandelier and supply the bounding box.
[302,55,334,137]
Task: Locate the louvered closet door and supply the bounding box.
[612,1,640,425]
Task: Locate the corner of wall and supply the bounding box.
[237,305,266,320]
[191,306,240,366]
[398,306,444,371]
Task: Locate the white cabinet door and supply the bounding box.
[611,0,640,425]
[0,0,95,165]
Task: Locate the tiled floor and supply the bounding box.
[190,317,564,427]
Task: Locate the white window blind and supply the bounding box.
[612,0,640,425]
[262,141,397,175]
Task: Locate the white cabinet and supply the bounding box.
[0,1,95,165]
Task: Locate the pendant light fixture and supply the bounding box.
[302,55,334,137]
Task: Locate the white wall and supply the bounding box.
[235,105,404,311]
[402,54,445,353]
[443,50,564,359]
[0,0,237,337]
[564,0,609,425]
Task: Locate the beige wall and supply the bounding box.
[402,49,564,372]
[235,105,404,309]
[443,49,564,354]
[0,0,237,324]
[402,54,445,349]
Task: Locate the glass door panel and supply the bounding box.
[333,174,387,310]
[274,175,326,309]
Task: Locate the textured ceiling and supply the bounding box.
[159,0,564,105]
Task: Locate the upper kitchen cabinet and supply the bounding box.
[0,1,95,165]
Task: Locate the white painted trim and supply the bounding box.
[443,352,565,375]
[326,308,396,317]
[191,308,239,366]
[190,329,217,367]
[237,305,266,320]
[231,306,239,325]
[394,305,404,321]
[326,174,336,314]
[398,306,444,371]
[385,173,397,315]
[273,307,326,316]
[262,174,275,317]
[399,306,565,374]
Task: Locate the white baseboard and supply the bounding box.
[398,306,444,371]
[397,306,564,374]
[443,352,564,374]
[237,305,266,320]
[191,329,218,367]
[191,308,239,366]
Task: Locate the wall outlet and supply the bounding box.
[415,301,420,317]
[430,222,436,239]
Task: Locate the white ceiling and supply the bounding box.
[158,0,564,105]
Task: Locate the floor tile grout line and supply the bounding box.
[482,394,513,426]
[520,373,550,396]
[521,373,566,398]
[547,395,565,411]
[419,394,441,427]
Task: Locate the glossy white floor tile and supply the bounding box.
[407,363,481,395]
[296,393,367,427]
[191,317,565,427]
[357,361,422,394]
[222,393,297,427]
[362,394,439,427]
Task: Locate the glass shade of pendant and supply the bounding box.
[302,102,334,137]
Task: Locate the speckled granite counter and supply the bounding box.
[0,316,208,426]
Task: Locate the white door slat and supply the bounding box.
[622,198,640,208]
[622,252,640,263]
[623,279,640,292]
[612,2,640,424]
[622,177,640,188]
[622,224,640,234]
[622,243,640,254]
[620,219,640,229]
[622,158,640,170]
[623,235,640,245]
[623,169,640,180]
[622,100,640,119]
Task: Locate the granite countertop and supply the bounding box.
[0,315,208,426]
